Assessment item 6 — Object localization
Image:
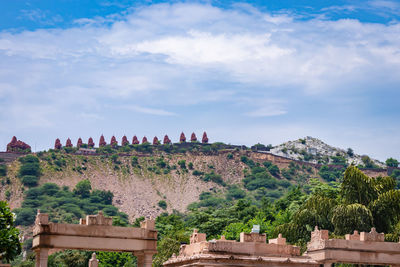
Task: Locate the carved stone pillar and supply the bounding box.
[134,251,154,267]
[35,248,49,267]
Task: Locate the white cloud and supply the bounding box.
[0,3,400,158]
[118,105,177,116]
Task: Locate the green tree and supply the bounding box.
[153,237,180,267]
[73,179,92,198]
[0,201,22,263]
[386,157,399,167]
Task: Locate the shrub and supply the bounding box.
[22,175,39,187]
[5,190,11,200]
[19,155,39,164]
[158,200,167,210]
[54,158,67,168]
[243,171,277,190]
[103,206,118,216]
[156,158,167,168]
[226,186,246,200]
[227,153,233,160]
[202,171,225,186]
[277,179,291,188]
[192,170,204,176]
[263,161,272,168]
[319,166,344,182]
[188,162,194,170]
[131,156,139,167]
[267,164,280,176]
[19,163,40,177]
[91,190,113,205]
[177,160,186,169]
[199,192,212,200]
[110,154,120,164]
[330,156,347,166]
[0,165,6,177]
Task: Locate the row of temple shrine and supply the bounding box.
[53,132,209,149]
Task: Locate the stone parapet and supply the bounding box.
[164,252,318,267]
[164,230,307,267]
[306,227,400,265]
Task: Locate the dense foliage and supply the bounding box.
[18,155,41,187]
[13,180,127,226]
[0,201,21,263]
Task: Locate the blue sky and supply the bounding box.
[0,0,399,161]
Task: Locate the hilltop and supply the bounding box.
[269,136,385,168]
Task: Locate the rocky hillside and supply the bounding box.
[0,138,393,226]
[269,136,385,168]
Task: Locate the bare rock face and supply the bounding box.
[191,133,197,142]
[122,136,129,146]
[88,137,95,148]
[163,135,171,144]
[6,136,31,152]
[65,138,72,148]
[180,132,186,143]
[269,136,385,167]
[132,136,139,145]
[142,136,148,144]
[202,132,209,144]
[77,138,83,148]
[153,137,159,145]
[110,136,118,147]
[99,135,106,147]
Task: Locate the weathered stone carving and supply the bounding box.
[360,227,384,242]
[77,138,83,148]
[153,136,159,145]
[240,232,267,243]
[142,136,148,144]
[307,226,329,251]
[345,230,360,241]
[54,138,62,150]
[6,136,31,152]
[190,133,197,142]
[268,233,286,245]
[85,211,112,226]
[140,219,155,230]
[88,137,95,148]
[190,229,206,244]
[202,132,208,143]
[179,132,186,143]
[110,136,118,147]
[163,135,171,144]
[65,138,72,147]
[121,135,129,146]
[88,253,99,267]
[99,135,106,147]
[132,135,139,145]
